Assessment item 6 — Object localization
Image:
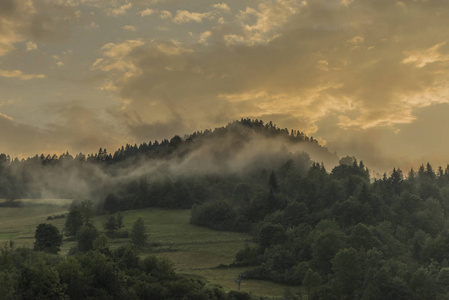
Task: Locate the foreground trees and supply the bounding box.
[0,243,256,300]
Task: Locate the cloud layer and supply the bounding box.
[1,0,449,173]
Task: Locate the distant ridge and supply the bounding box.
[1,118,331,164]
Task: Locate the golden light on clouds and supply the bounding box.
[402,43,449,68]
[0,69,45,80]
[0,0,449,172]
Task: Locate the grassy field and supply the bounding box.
[0,199,70,248]
[0,203,299,298]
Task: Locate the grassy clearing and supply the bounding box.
[94,209,251,270]
[18,198,73,206]
[0,201,69,248]
[1,205,295,298]
[187,268,299,298]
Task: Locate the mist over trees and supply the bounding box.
[0,119,335,205]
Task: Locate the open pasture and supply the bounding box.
[0,199,70,248]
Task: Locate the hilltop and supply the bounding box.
[0,118,338,202]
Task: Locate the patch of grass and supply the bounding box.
[156,241,250,270]
[94,209,250,244]
[0,202,69,248]
[186,267,297,299]
[19,198,72,206]
[0,233,16,240]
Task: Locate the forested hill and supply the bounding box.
[0,118,337,202]
[109,118,333,165]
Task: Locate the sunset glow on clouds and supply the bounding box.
[1,0,449,172]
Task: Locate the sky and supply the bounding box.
[1,0,449,173]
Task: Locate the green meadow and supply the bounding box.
[0,199,70,248]
[0,201,298,299]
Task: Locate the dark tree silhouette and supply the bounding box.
[269,170,279,193]
[131,217,147,248]
[76,224,99,252]
[34,223,62,253]
[65,208,83,237]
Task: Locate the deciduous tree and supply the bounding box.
[131,217,147,248]
[34,223,63,253]
[65,208,83,237]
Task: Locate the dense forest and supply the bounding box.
[2,119,449,299]
[196,160,449,299]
